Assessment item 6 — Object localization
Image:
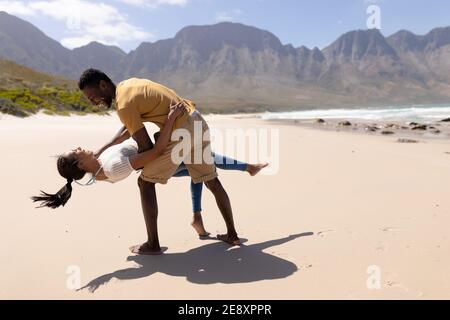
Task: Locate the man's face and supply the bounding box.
[82,81,113,109]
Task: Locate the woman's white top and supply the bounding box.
[98,140,139,183]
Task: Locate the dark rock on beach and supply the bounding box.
[365,125,379,132]
[411,124,428,130]
[339,121,352,126]
[388,124,402,130]
[316,118,326,123]
[440,118,450,122]
[381,130,395,135]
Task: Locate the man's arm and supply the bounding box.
[116,103,153,155]
[133,127,154,154]
[94,126,131,158]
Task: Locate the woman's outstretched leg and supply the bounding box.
[246,163,269,176]
[213,153,269,176]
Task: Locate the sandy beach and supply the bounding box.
[1,112,450,300]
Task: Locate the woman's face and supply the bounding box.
[64,147,95,171]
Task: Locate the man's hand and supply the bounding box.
[168,101,186,122]
[93,126,130,159]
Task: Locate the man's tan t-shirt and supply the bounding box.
[115,78,196,135]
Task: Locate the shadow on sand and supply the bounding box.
[80,232,314,293]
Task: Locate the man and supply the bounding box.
[78,69,240,255]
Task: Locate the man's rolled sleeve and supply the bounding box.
[117,106,145,136]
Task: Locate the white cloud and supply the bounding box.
[0,0,153,49]
[0,1,36,15]
[60,35,96,49]
[215,9,242,22]
[118,0,188,9]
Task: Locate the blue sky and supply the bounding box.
[1,0,450,52]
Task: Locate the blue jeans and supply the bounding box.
[173,153,248,213]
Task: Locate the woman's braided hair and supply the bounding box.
[31,155,87,209]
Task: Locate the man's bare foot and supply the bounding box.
[129,242,164,256]
[246,163,269,176]
[191,212,211,238]
[217,233,241,246]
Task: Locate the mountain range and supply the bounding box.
[1,11,450,112]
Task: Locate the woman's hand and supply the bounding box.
[168,101,186,122]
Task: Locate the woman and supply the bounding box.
[32,105,268,237]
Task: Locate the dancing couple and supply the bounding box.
[32,69,267,255]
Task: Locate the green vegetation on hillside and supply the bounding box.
[0,86,108,117]
[0,58,110,117]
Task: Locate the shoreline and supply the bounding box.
[3,109,450,142]
[3,110,450,142]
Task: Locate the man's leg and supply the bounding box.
[130,177,162,255]
[135,137,186,254]
[184,111,240,245]
[204,177,240,246]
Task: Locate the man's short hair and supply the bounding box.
[78,68,112,90]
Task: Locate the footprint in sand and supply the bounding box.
[386,280,413,293]
[317,230,334,237]
[386,280,397,287]
[380,227,401,233]
[385,281,424,298]
[376,242,389,252]
[385,280,408,290]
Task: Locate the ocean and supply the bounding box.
[261,105,450,123]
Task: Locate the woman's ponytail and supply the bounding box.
[31,178,74,209]
[32,154,86,209]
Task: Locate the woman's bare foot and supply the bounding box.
[129,242,164,255]
[217,233,241,246]
[191,212,211,238]
[246,163,269,176]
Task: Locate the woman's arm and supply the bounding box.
[128,103,186,170]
